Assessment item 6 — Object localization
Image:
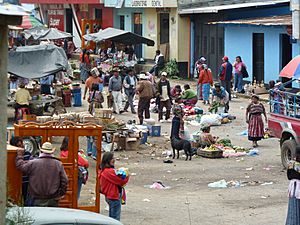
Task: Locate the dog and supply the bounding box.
[171,137,192,161]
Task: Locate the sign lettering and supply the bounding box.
[129,0,163,7]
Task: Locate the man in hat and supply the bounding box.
[218,56,233,100]
[123,68,137,114]
[83,67,103,100]
[16,142,68,207]
[136,73,154,124]
[109,68,124,114]
[211,82,230,113]
[156,71,172,122]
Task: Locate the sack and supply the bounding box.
[241,66,249,78]
[200,114,222,126]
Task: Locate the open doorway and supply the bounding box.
[134,13,142,58]
[253,33,264,83]
[280,33,292,87]
[65,8,73,35]
[159,13,169,44]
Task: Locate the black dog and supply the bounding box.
[171,137,192,161]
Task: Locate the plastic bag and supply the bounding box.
[200,114,222,126]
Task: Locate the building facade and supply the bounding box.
[20,0,114,47]
[105,0,190,76]
[178,0,293,83]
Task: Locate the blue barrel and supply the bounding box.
[72,92,82,107]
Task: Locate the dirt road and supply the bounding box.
[96,90,288,225]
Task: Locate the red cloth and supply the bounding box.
[60,151,89,168]
[98,168,129,200]
[198,69,213,85]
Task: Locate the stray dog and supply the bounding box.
[171,137,192,161]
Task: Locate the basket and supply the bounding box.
[197,149,223,158]
[94,108,113,119]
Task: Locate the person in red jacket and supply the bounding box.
[60,137,89,199]
[98,152,129,221]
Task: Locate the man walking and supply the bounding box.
[156,72,172,122]
[109,68,124,114]
[218,56,233,100]
[16,142,68,207]
[83,67,103,100]
[123,68,137,114]
[136,73,154,125]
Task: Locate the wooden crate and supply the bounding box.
[94,108,113,119]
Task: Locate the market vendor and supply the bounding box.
[14,82,31,121]
[170,85,182,99]
[83,67,103,100]
[199,125,218,148]
[40,74,54,95]
[211,82,229,113]
[181,84,198,106]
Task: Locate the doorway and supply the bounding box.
[253,33,265,83]
[280,34,292,87]
[159,13,169,44]
[134,13,142,58]
[65,8,73,35]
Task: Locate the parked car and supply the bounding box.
[6,207,123,225]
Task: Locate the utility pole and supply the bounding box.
[0,22,8,225]
[0,6,23,222]
[291,0,300,39]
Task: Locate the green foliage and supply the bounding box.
[164,59,179,78]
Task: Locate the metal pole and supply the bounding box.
[0,24,8,225]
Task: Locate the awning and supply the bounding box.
[208,14,292,26]
[24,27,72,40]
[8,44,69,79]
[179,0,289,14]
[83,27,155,46]
[0,3,29,16]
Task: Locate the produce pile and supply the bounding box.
[200,139,250,158]
[208,102,224,114]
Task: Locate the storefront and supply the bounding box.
[20,0,114,47]
[104,0,190,76]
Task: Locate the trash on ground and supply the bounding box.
[260,182,273,186]
[143,198,151,202]
[208,179,228,188]
[247,149,259,156]
[163,159,173,163]
[145,181,171,190]
[246,167,254,171]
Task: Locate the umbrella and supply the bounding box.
[280,55,300,79]
[24,27,72,40]
[83,27,155,46]
[20,15,43,29]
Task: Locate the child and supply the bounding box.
[88,83,104,114]
[172,97,185,137]
[200,125,218,147]
[98,152,129,221]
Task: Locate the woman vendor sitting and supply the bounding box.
[181,84,198,106]
[200,125,218,147]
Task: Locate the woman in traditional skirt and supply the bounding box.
[286,146,300,225]
[246,95,267,147]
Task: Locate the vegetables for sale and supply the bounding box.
[217,139,233,147]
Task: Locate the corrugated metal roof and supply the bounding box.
[179,0,290,14]
[208,14,292,26]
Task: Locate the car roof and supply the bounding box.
[7,207,123,225]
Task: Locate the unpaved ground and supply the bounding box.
[8,79,289,225]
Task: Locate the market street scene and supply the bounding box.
[2,0,300,225]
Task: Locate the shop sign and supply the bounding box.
[48,9,64,31]
[105,0,124,8]
[126,0,164,8]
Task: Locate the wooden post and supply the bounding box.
[0,24,8,225]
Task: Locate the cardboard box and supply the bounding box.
[23,114,36,121]
[126,137,140,151]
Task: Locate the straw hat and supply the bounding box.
[40,142,56,154]
[161,71,167,77]
[139,73,148,80]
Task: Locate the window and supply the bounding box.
[120,15,125,30]
[95,8,102,20]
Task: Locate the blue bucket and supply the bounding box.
[140,132,148,144]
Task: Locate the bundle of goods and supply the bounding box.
[197,145,223,158]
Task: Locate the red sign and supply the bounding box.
[48,9,64,31]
